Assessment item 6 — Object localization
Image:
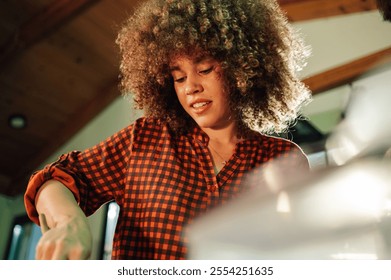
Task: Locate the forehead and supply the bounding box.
[169,54,215,68]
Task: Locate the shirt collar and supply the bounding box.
[188,125,210,145]
[187,124,262,151]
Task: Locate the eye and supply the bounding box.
[174,76,186,83]
[199,66,213,75]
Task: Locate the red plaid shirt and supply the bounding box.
[24,117,309,259]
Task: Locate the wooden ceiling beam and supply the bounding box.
[8,77,120,197]
[0,0,99,66]
[278,0,378,22]
[303,46,391,94]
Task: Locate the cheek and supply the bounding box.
[174,86,186,105]
[213,78,229,98]
[213,69,229,94]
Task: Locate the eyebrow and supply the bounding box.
[194,55,210,64]
[169,55,213,72]
[169,65,181,72]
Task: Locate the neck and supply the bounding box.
[202,122,239,145]
[202,122,239,175]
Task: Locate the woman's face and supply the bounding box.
[170,54,234,130]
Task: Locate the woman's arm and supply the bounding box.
[34,179,92,260]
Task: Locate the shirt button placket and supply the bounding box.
[206,183,220,208]
[209,183,219,193]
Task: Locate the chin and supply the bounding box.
[191,112,231,130]
[194,119,226,130]
[193,118,215,129]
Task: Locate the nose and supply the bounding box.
[185,76,203,95]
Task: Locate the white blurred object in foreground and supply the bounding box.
[187,159,391,259]
[186,67,391,259]
[327,68,391,165]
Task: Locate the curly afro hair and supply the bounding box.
[116,0,311,135]
[377,0,391,22]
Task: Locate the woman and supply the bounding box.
[24,0,311,259]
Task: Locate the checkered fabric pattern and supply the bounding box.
[24,117,309,259]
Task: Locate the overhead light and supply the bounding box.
[8,114,27,129]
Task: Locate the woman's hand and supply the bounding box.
[34,180,93,260]
[35,212,92,260]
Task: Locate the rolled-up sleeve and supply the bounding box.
[24,156,82,225]
[24,123,134,225]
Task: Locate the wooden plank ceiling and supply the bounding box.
[0,0,385,197]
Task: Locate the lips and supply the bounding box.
[192,101,210,108]
[190,99,212,113]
